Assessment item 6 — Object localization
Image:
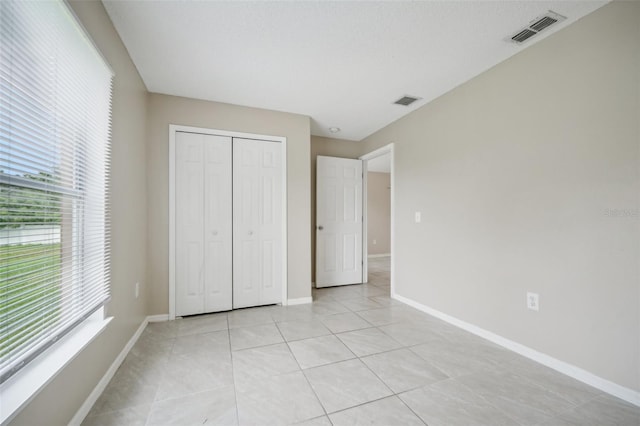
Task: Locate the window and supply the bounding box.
[0,0,113,384]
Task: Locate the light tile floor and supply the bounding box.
[83,257,640,425]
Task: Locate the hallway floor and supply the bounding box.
[83,257,639,425]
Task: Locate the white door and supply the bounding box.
[176,132,232,316]
[316,156,363,287]
[233,138,283,308]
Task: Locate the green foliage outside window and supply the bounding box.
[0,172,62,229]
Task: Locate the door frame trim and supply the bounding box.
[359,143,395,296]
[168,124,288,320]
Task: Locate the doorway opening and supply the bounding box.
[361,144,395,297]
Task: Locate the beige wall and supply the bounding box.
[310,136,362,281]
[10,1,149,424]
[367,172,391,255]
[360,1,640,392]
[147,94,311,311]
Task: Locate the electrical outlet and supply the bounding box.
[373,239,377,245]
[527,292,539,311]
[135,282,140,299]
[415,211,421,223]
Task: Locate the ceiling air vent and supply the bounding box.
[394,95,420,106]
[530,16,558,32]
[511,29,537,43]
[508,11,566,44]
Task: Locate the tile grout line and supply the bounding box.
[274,321,333,422]
[309,273,430,423]
[395,394,429,426]
[146,325,178,426]
[226,319,242,426]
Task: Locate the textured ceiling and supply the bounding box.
[103,1,607,141]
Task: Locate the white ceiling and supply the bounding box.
[103,1,606,141]
[367,153,391,173]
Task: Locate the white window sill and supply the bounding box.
[0,309,112,425]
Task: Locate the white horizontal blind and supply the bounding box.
[0,0,113,383]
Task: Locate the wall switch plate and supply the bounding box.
[415,211,421,223]
[527,292,539,311]
[373,239,377,245]
[135,282,140,299]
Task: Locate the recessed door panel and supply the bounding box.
[343,233,357,271]
[186,242,202,297]
[263,176,274,224]
[344,185,358,222]
[205,240,223,294]
[262,240,274,289]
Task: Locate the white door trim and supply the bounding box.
[169,124,288,320]
[360,143,395,296]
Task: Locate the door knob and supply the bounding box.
[318,226,323,231]
[212,230,218,236]
[248,231,253,236]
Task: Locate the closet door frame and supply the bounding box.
[168,124,288,320]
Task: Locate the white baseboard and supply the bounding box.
[368,253,390,258]
[147,314,169,323]
[69,316,151,425]
[393,293,640,407]
[287,297,313,306]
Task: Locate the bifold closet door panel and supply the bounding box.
[176,132,232,316]
[233,138,283,309]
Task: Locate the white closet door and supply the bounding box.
[233,138,282,308]
[315,156,363,287]
[176,132,232,316]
